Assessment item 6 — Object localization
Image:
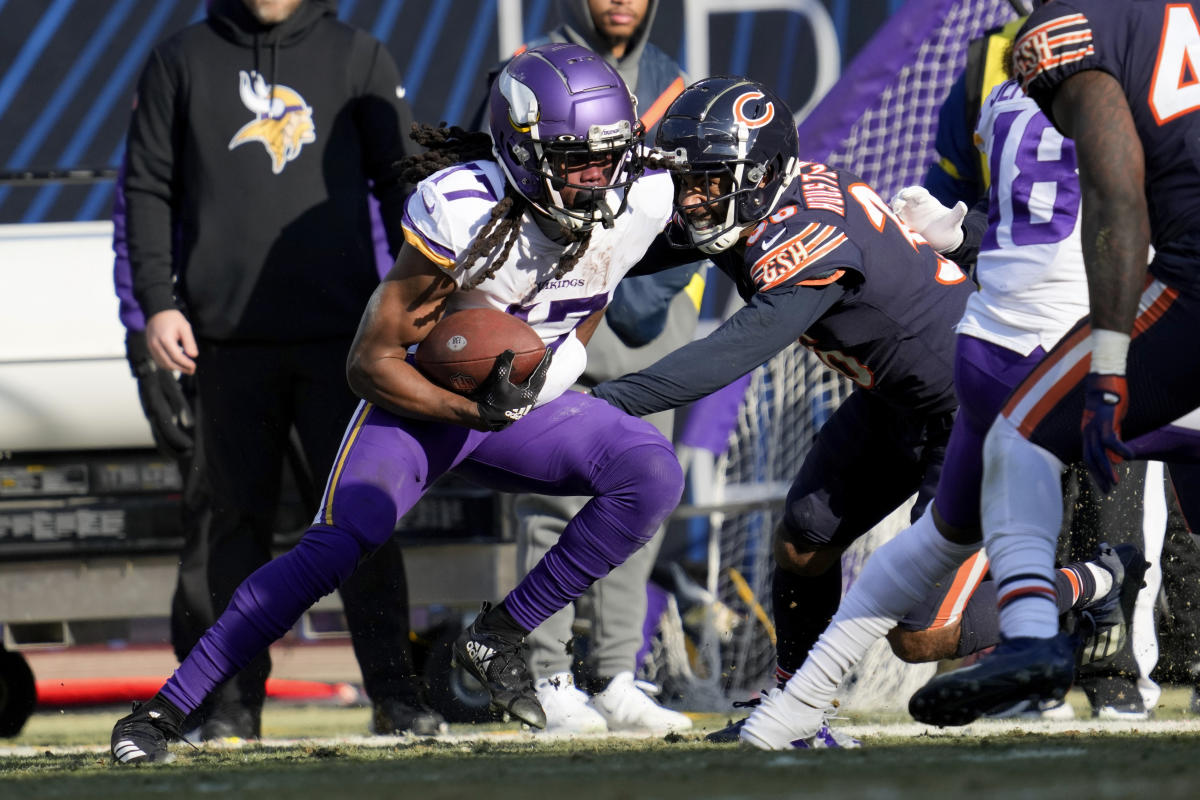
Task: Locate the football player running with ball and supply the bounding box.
[111,43,684,763]
[589,76,975,747]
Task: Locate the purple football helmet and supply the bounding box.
[489,42,642,230]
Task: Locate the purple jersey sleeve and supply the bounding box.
[112,162,146,333]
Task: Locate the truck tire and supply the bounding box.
[0,648,36,737]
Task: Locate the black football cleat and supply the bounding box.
[704,696,762,743]
[908,634,1076,727]
[371,697,448,736]
[705,715,749,743]
[452,603,546,729]
[1075,543,1149,667]
[198,701,261,742]
[111,693,187,764]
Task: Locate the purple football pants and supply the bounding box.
[160,391,684,714]
[931,335,1047,531]
[936,327,1200,533]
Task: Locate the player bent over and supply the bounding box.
[588,76,977,748]
[737,70,1164,748]
[111,43,683,764]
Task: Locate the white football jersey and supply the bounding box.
[955,80,1089,356]
[401,159,673,402]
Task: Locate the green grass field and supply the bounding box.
[6,691,1200,799]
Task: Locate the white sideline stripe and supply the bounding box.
[10,718,1200,757]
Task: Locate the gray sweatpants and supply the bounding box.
[514,287,699,680]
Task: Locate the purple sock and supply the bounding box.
[161,525,366,713]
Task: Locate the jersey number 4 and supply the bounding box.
[1150,4,1200,125]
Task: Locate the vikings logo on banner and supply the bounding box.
[228,70,316,174]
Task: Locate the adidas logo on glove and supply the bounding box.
[505,405,533,421]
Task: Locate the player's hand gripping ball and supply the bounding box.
[414,308,546,394]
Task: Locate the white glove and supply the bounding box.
[889,186,967,253]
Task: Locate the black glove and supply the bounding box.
[471,348,552,431]
[126,330,194,461]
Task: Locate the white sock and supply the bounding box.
[785,506,980,707]
[1085,562,1114,599]
[982,417,1064,639]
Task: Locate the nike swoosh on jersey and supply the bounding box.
[761,229,787,250]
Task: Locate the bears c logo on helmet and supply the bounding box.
[733,91,775,129]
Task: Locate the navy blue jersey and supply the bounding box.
[595,163,973,418]
[711,163,972,413]
[1014,0,1200,288]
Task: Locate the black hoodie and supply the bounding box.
[124,0,414,342]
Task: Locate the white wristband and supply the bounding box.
[1090,329,1130,375]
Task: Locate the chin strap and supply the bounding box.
[696,227,744,254]
[701,157,802,253]
[595,197,616,229]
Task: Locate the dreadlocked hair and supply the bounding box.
[399,122,495,184]
[460,187,526,290]
[402,124,596,293]
[458,190,595,294]
[548,225,592,281]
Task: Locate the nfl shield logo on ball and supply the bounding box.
[449,372,478,392]
[446,335,468,352]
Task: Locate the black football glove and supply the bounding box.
[472,348,552,431]
[126,330,194,461]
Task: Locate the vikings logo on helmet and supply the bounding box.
[228,70,316,174]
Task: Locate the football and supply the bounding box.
[414,307,545,395]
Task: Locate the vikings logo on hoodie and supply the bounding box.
[228,70,315,174]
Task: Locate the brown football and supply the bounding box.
[414,307,545,395]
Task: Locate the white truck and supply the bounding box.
[0,221,185,735]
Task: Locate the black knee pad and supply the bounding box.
[779,490,842,553]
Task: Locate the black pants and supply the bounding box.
[170,338,418,720]
[1058,461,1151,705]
[1153,473,1200,687]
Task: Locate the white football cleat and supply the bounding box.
[740,688,859,751]
[589,672,693,734]
[534,672,608,734]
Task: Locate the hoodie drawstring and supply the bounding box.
[250,33,279,114]
[269,40,278,110]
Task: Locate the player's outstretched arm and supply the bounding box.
[593,283,843,416]
[347,245,488,429]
